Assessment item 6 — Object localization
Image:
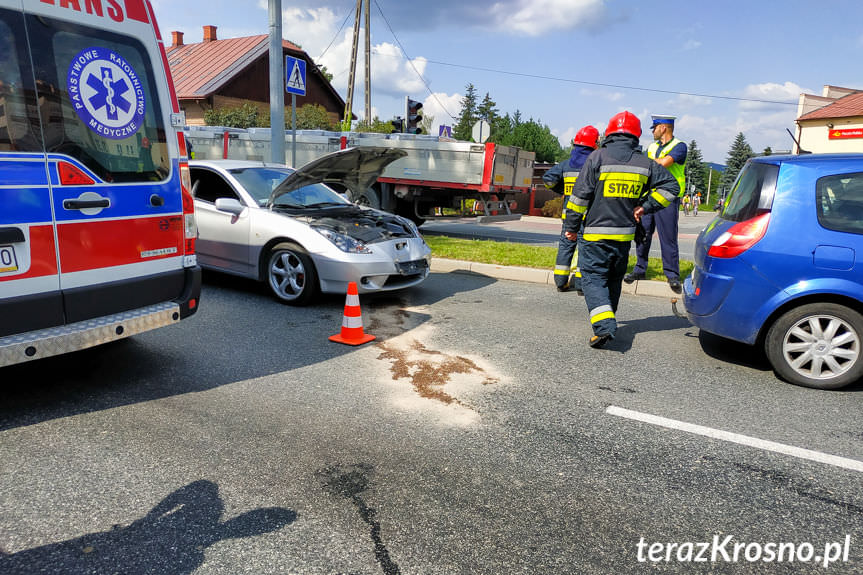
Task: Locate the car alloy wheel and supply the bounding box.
[266,242,318,305]
[766,303,863,390]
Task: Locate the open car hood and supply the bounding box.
[268,146,407,207]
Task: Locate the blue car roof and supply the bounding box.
[751,152,863,166]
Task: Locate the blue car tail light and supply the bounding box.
[707,211,771,259]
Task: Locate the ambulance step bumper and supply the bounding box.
[0,301,181,367]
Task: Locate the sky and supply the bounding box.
[151,0,863,163]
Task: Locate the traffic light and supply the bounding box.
[405,97,423,134]
[390,117,404,133]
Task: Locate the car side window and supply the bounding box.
[817,172,863,235]
[191,168,241,204]
[0,9,42,152]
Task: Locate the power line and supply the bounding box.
[315,4,354,63]
[371,0,457,121]
[380,53,800,108]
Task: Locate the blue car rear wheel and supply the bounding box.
[766,303,863,390]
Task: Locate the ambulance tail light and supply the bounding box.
[178,132,196,259]
[707,211,770,259]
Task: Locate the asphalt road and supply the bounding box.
[421,210,716,263]
[1,271,861,574]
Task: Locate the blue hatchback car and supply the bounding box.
[684,153,863,389]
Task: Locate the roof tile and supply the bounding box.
[167,36,303,99]
[798,91,863,120]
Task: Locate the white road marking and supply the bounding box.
[606,405,863,473]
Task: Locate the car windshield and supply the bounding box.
[228,167,352,208]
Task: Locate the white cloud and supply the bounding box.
[489,0,606,36]
[739,81,804,110]
[422,92,463,127]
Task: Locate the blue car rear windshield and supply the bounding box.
[721,162,777,222]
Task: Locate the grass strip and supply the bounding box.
[424,235,694,282]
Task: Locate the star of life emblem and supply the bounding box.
[67,47,146,140]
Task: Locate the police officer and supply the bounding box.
[564,111,680,348]
[542,125,599,293]
[625,114,687,293]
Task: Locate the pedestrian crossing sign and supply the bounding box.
[285,56,306,96]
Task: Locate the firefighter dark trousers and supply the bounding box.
[555,227,582,290]
[578,238,631,338]
[633,197,680,281]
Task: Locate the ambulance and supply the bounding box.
[0,0,201,366]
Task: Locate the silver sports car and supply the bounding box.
[190,147,431,305]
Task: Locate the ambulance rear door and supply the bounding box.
[0,0,63,339]
[23,1,189,324]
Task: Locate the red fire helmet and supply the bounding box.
[572,125,600,149]
[605,111,642,139]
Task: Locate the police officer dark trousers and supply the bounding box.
[542,126,599,292]
[628,115,687,293]
[565,111,680,348]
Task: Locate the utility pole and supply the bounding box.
[706,165,713,208]
[268,0,284,163]
[343,0,362,131]
[364,0,371,124]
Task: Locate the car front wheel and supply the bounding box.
[765,303,863,389]
[265,242,318,305]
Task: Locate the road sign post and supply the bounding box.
[285,56,307,167]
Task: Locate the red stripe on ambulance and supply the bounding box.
[57,216,184,272]
[0,225,58,282]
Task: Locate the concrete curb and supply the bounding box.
[431,257,681,298]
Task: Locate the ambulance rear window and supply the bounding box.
[0,11,41,153]
[26,15,169,183]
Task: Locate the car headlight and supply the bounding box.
[312,225,372,254]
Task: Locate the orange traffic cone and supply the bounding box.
[329,281,376,345]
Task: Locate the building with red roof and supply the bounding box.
[795,85,863,154]
[166,25,349,127]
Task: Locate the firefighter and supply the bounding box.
[564,111,680,348]
[542,125,599,293]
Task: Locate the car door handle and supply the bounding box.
[150,194,165,207]
[0,226,25,243]
[63,198,110,210]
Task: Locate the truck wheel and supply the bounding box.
[352,187,380,209]
[265,242,318,305]
[765,303,863,389]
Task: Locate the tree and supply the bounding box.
[354,116,396,133]
[204,101,262,129]
[507,118,563,163]
[685,140,706,196]
[477,92,499,124]
[720,132,754,191]
[316,65,333,83]
[296,103,335,130]
[762,146,773,156]
[453,83,478,141]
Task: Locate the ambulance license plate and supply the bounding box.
[0,244,19,273]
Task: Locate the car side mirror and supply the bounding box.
[214,197,245,216]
